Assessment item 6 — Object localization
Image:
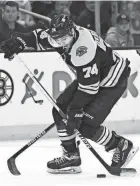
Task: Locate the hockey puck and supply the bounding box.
[97,174,106,178]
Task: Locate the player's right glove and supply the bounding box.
[0,36,26,60]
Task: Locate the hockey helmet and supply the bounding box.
[49,14,75,47]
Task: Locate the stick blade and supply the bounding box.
[7,157,21,175]
[120,168,137,177]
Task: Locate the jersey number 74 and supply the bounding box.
[83,63,98,78]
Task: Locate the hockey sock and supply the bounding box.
[62,138,77,152]
[105,131,121,152]
[57,121,77,152]
[91,126,120,151]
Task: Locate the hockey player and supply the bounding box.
[0,14,138,174]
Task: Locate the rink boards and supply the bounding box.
[0,50,140,140]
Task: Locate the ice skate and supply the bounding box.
[111,138,139,168]
[47,143,82,174]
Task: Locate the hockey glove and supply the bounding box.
[66,109,83,135]
[0,36,26,60]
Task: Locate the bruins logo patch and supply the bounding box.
[76,46,88,57]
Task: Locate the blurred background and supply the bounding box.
[1,0,140,48]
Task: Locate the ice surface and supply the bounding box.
[1,135,140,186]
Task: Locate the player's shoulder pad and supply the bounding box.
[70,26,97,67]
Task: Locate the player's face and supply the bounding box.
[3,6,19,23]
[50,29,75,47]
[54,34,74,47]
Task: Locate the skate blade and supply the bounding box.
[122,146,139,168]
[47,166,82,174]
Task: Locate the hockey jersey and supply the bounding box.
[16,25,127,109]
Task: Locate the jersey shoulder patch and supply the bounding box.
[70,26,97,67]
[76,46,88,57]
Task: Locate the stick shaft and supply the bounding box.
[12,123,55,158]
[19,8,51,23]
[7,122,55,175]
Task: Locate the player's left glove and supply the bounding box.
[0,36,26,60]
[66,109,83,135]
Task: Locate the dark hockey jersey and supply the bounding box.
[15,25,127,110]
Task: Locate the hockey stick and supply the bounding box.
[7,55,136,177]
[7,122,55,175]
[19,8,51,23]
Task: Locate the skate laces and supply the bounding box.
[54,154,71,165]
[53,146,73,165]
[112,148,121,163]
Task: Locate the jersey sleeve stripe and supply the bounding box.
[109,59,126,87]
[78,85,99,91]
[100,56,126,87]
[100,59,121,86]
[104,58,123,86]
[78,81,99,94]
[104,58,125,87]
[78,86,99,94]
[79,81,99,88]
